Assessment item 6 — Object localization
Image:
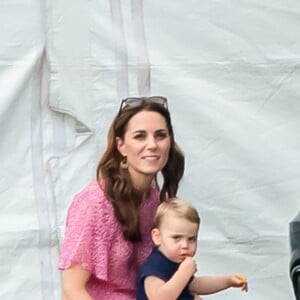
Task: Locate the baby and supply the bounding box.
[136,197,248,299]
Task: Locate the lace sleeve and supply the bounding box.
[58,186,114,281]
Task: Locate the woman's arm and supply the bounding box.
[61,263,92,300]
[189,274,248,295]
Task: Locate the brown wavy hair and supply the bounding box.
[96,100,185,242]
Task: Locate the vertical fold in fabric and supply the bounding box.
[131,0,151,96]
[31,49,55,300]
[110,0,129,99]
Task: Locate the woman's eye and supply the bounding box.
[133,134,145,140]
[155,132,168,139]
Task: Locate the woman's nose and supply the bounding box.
[146,136,157,148]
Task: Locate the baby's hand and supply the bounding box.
[178,256,197,277]
[228,274,248,292]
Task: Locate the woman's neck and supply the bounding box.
[129,170,155,197]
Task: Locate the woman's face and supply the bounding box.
[117,110,171,184]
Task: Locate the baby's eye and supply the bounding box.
[172,235,181,241]
[188,237,197,242]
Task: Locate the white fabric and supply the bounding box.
[0,1,299,299]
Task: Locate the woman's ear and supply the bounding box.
[116,137,127,156]
[151,228,161,246]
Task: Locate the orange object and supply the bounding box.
[239,275,247,283]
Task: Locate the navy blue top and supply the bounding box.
[136,247,194,300]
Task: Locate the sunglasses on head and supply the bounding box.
[118,96,168,115]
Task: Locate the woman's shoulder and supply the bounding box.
[71,180,112,210]
[76,180,103,196]
[65,180,116,231]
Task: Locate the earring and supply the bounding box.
[120,157,128,169]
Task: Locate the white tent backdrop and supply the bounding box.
[0,1,299,299]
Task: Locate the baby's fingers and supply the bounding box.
[242,282,248,292]
[238,276,248,292]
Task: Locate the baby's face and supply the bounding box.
[152,213,199,263]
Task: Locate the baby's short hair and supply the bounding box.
[153,197,200,229]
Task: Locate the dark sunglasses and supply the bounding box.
[118,96,168,115]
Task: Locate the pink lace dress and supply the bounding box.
[58,181,160,300]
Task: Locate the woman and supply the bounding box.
[58,96,185,300]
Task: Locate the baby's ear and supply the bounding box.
[151,228,161,246]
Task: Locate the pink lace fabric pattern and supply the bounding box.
[58,181,160,300]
